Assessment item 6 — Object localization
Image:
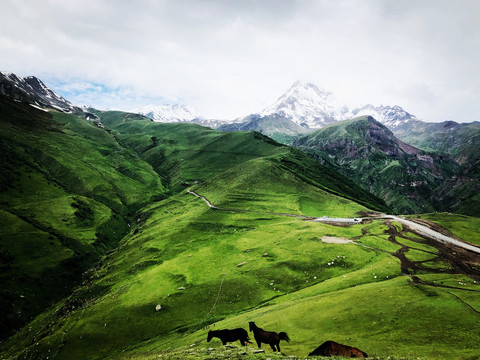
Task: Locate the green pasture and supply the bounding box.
[3,190,480,360]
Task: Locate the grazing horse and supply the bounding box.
[207,328,249,346]
[248,321,290,352]
[308,340,368,358]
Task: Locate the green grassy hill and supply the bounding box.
[90,110,388,213]
[0,102,386,342]
[0,96,166,339]
[2,185,479,359]
[2,102,479,360]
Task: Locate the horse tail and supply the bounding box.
[279,332,290,342]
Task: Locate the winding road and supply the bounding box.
[188,189,480,255]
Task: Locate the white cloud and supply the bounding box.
[1,0,479,122]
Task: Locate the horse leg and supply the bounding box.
[276,342,281,352]
[256,339,262,349]
[269,343,276,352]
[222,340,226,346]
[240,340,245,346]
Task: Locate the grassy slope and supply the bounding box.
[0,103,385,342]
[97,112,286,192]
[3,106,479,360]
[0,97,166,339]
[394,122,480,217]
[394,121,480,158]
[2,162,480,360]
[93,111,389,213]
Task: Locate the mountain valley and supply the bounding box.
[1,73,480,360]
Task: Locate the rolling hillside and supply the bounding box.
[91,110,388,212]
[0,98,387,343]
[0,95,168,340]
[1,88,480,360]
[2,176,480,359]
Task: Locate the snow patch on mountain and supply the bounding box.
[0,71,77,113]
[132,104,205,123]
[348,104,419,128]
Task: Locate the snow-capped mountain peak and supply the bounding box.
[260,81,348,128]
[131,104,204,123]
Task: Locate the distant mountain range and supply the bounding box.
[1,71,480,360]
[1,71,478,216]
[127,80,423,135]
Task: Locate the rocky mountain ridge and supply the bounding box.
[0,71,80,113]
[294,116,460,214]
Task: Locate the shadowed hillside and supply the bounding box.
[294,116,459,214]
[0,96,166,339]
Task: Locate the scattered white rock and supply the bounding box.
[178,286,186,290]
[155,304,162,311]
[237,262,247,267]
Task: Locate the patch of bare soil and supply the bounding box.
[321,236,353,244]
[384,221,480,289]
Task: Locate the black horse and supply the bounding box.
[207,328,249,346]
[248,321,290,352]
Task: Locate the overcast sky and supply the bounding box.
[1,0,479,122]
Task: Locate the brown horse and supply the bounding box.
[248,321,290,352]
[308,340,368,358]
[207,328,249,346]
